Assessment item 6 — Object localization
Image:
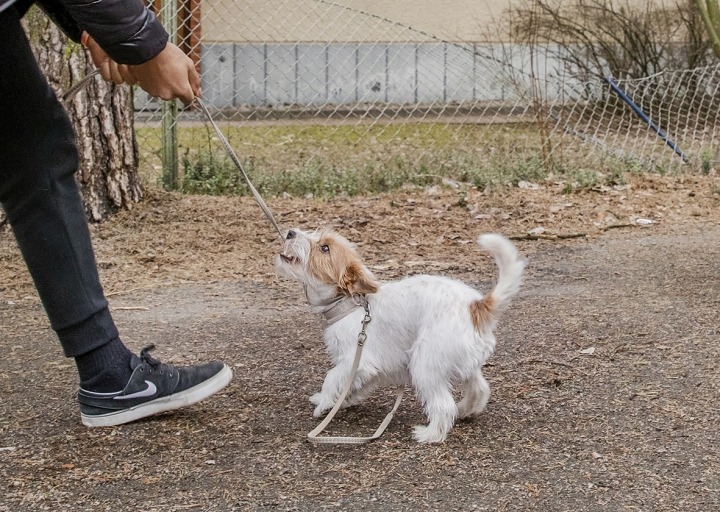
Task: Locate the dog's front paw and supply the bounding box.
[310,393,335,417]
[413,425,448,444]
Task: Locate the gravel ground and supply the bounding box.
[1,174,719,511]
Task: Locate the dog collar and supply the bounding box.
[321,295,368,325]
[304,287,368,326]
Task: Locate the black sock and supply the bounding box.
[74,337,134,392]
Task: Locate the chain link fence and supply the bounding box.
[548,65,720,171]
[134,1,720,196]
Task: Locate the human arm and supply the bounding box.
[39,0,200,103]
[83,31,200,104]
[50,0,167,65]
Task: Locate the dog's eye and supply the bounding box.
[321,244,330,253]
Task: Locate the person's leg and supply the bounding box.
[0,9,232,425]
[0,7,133,392]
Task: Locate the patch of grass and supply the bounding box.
[180,149,244,196]
[177,151,467,198]
[173,145,636,198]
[700,147,719,174]
[561,170,602,194]
[135,121,695,199]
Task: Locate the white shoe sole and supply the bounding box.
[81,364,233,427]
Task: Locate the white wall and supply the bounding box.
[201,0,515,43]
[201,0,675,44]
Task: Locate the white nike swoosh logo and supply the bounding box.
[113,380,158,400]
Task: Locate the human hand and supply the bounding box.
[82,32,136,86]
[128,42,201,105]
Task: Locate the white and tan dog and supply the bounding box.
[275,228,525,443]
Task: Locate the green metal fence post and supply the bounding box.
[161,0,179,190]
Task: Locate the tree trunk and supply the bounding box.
[24,10,142,222]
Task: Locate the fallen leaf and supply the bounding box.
[518,181,540,190]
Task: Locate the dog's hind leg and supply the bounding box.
[410,355,458,443]
[457,368,490,419]
[413,384,457,443]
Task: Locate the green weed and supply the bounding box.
[135,122,698,199]
[181,149,244,196]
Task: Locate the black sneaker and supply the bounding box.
[78,345,233,427]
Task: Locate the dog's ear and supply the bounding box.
[341,263,380,295]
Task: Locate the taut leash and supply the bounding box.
[61,70,284,243]
[194,97,284,242]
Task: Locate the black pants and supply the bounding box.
[0,8,118,357]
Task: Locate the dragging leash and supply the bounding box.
[307,297,404,445]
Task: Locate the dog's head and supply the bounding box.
[275,228,380,296]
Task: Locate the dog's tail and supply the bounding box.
[470,234,525,331]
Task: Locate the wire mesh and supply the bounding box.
[547,65,720,171]
[134,1,720,195]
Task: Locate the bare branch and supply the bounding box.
[507,0,713,81]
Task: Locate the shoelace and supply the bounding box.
[139,344,162,368]
[138,345,176,379]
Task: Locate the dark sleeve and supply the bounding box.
[51,0,168,65]
[34,1,83,42]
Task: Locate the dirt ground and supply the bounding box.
[1,173,720,511]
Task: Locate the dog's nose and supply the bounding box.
[286,230,296,240]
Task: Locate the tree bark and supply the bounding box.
[24,11,143,222]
